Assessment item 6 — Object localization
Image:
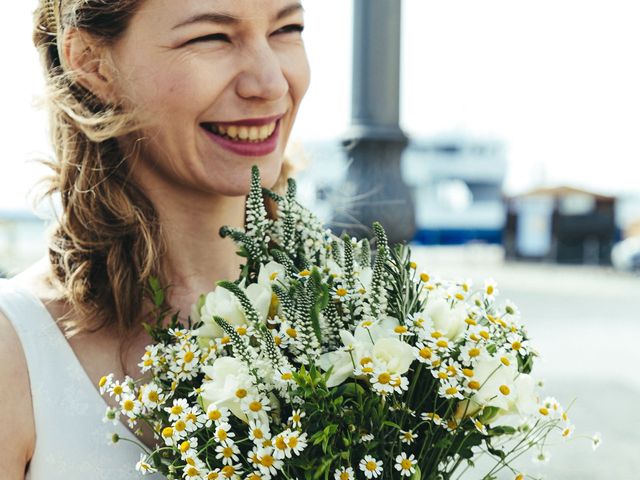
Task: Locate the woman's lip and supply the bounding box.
[201,119,281,157]
[207,114,285,127]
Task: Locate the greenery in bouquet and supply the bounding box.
[100,167,581,480]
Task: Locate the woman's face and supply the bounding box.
[110,0,310,195]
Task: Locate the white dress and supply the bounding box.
[0,278,164,479]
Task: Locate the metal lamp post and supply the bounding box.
[331,0,415,245]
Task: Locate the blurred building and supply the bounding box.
[298,135,507,245]
[0,209,48,277]
[503,186,617,265]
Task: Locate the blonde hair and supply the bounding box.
[32,0,291,338]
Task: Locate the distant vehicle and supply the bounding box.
[611,237,640,273]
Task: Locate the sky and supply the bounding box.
[1,0,640,211]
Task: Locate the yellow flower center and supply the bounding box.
[235,388,248,399]
[366,461,377,472]
[252,428,264,439]
[468,380,481,390]
[454,293,465,301]
[184,351,195,363]
[436,339,449,348]
[98,376,108,387]
[123,399,134,411]
[445,387,458,396]
[377,372,391,384]
[281,372,293,380]
[209,410,221,420]
[222,466,236,478]
[340,473,350,480]
[221,336,231,345]
[249,401,263,412]
[260,454,275,467]
[336,288,348,297]
[511,341,522,351]
[162,427,173,438]
[269,271,279,281]
[148,391,159,403]
[175,420,186,432]
[275,436,287,450]
[469,348,480,357]
[401,459,413,470]
[486,285,494,295]
[394,325,408,334]
[171,405,183,415]
[186,466,199,477]
[288,436,298,448]
[462,368,474,377]
[274,336,282,346]
[113,385,123,395]
[419,347,432,359]
[286,327,298,338]
[360,356,373,366]
[431,331,442,339]
[420,273,430,282]
[222,446,233,458]
[479,330,490,340]
[180,440,191,453]
[216,429,228,441]
[499,385,511,396]
[236,326,247,336]
[465,318,477,326]
[500,357,511,366]
[437,372,448,380]
[299,269,311,277]
[539,407,549,416]
[409,261,417,269]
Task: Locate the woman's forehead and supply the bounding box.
[137,0,304,27]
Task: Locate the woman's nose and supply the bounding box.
[235,44,288,102]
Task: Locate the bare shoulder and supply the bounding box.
[0,257,55,477]
[0,306,36,477]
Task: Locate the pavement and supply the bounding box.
[410,245,640,480]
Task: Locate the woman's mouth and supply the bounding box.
[200,119,281,157]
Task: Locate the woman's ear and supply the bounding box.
[61,28,116,103]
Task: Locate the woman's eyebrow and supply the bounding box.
[172,3,304,30]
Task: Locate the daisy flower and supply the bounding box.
[119,393,142,419]
[102,407,120,426]
[395,452,417,477]
[399,430,418,444]
[213,422,236,444]
[165,398,189,422]
[178,437,199,459]
[438,380,464,400]
[256,447,284,476]
[272,430,292,459]
[370,369,395,395]
[215,442,241,466]
[140,383,164,410]
[205,403,231,427]
[135,453,157,475]
[359,455,383,479]
[248,419,271,443]
[287,431,307,456]
[288,409,305,429]
[483,278,499,300]
[334,467,355,480]
[241,395,272,419]
[98,373,113,395]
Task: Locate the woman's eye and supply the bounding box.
[187,33,230,44]
[274,24,305,35]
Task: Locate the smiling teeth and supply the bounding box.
[208,122,277,142]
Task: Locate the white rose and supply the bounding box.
[469,354,518,413]
[318,350,354,388]
[423,297,467,341]
[371,337,415,375]
[200,357,254,423]
[509,374,538,417]
[245,283,271,322]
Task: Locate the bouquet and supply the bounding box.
[100,167,581,480]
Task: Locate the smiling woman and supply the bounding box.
[0,1,310,479]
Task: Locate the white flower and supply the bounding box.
[205,403,231,427]
[98,373,113,395]
[399,430,418,444]
[102,407,120,425]
[178,437,199,459]
[215,442,241,465]
[272,430,293,459]
[422,296,468,341]
[359,455,383,479]
[334,466,355,480]
[140,383,164,410]
[256,446,283,476]
[467,355,518,414]
[287,431,307,455]
[438,380,464,400]
[119,393,142,419]
[484,278,499,299]
[394,452,417,477]
[193,286,246,339]
[532,450,550,464]
[370,368,395,395]
[135,453,157,475]
[258,261,287,288]
[165,398,189,422]
[248,419,272,443]
[201,357,255,423]
[289,409,305,429]
[370,337,415,375]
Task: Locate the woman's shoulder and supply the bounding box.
[0,261,42,474]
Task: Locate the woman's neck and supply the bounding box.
[140,182,247,319]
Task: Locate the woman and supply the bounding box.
[0,0,310,478]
